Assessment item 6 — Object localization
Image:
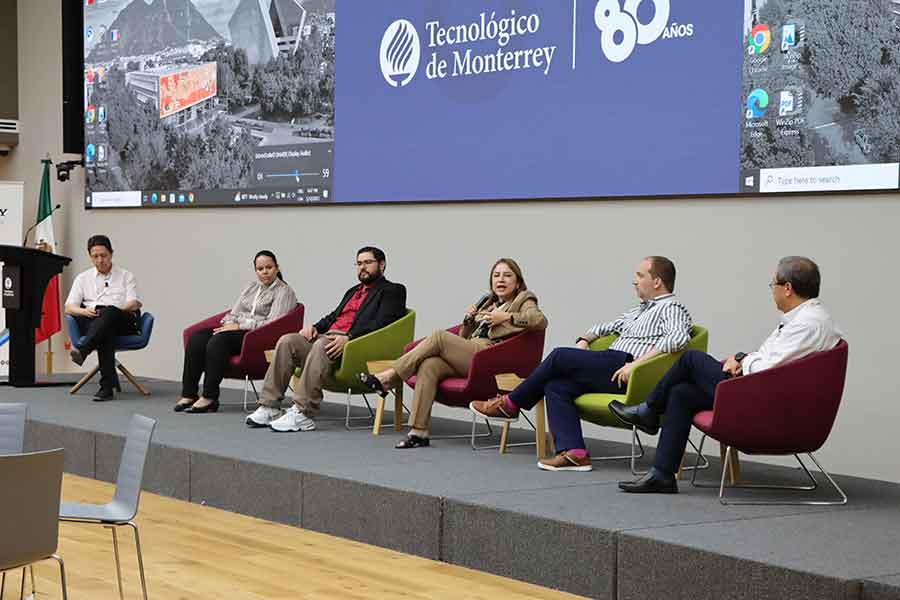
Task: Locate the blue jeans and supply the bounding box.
[646,350,731,475]
[509,347,632,453]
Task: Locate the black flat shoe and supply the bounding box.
[92,387,115,402]
[173,399,196,413]
[395,435,430,449]
[608,400,660,435]
[358,373,388,397]
[185,399,220,414]
[618,470,678,494]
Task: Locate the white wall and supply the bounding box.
[4,0,898,483]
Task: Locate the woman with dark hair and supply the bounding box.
[175,251,298,414]
[360,258,547,448]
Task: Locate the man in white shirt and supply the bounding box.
[611,256,843,493]
[64,235,142,401]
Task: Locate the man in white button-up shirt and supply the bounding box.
[64,235,142,401]
[612,256,843,494]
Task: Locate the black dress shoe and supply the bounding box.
[395,434,430,449]
[185,399,220,414]
[92,386,115,402]
[618,470,678,494]
[608,400,660,435]
[70,347,86,367]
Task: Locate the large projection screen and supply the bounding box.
[81,0,900,208]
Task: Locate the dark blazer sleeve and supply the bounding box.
[314,287,355,334]
[349,282,407,339]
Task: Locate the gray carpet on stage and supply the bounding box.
[4,378,900,599]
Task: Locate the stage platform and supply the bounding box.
[5,378,900,599]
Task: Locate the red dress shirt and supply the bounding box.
[330,283,373,333]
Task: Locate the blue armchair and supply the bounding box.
[66,312,155,395]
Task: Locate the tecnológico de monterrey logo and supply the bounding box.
[380,19,421,87]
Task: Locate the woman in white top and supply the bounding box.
[175,251,298,414]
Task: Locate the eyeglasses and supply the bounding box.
[356,259,378,267]
[768,281,787,289]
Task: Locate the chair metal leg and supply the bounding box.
[126,521,149,600]
[108,526,125,600]
[18,567,24,600]
[586,426,645,473]
[692,444,847,506]
[248,379,261,412]
[343,389,377,431]
[117,361,150,395]
[69,365,100,394]
[1,570,5,599]
[50,555,68,600]
[28,566,34,599]
[681,437,711,472]
[458,413,498,449]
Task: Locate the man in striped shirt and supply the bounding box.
[471,256,693,471]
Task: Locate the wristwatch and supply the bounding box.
[734,352,747,363]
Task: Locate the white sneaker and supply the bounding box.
[246,405,284,428]
[269,405,316,432]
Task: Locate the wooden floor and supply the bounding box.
[1,475,584,600]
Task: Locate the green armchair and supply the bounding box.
[573,325,709,473]
[289,309,416,431]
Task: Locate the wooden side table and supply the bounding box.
[366,360,404,435]
[494,373,549,458]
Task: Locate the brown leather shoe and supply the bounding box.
[538,451,593,472]
[469,395,520,420]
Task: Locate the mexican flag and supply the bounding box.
[34,160,61,344]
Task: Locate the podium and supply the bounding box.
[0,245,71,387]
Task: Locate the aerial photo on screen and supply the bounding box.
[83,0,335,207]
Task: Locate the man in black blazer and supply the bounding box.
[247,246,407,431]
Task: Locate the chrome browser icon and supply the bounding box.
[748,24,771,55]
[746,89,769,119]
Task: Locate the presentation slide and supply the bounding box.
[81,0,900,208]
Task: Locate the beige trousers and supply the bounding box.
[393,329,491,431]
[259,332,343,417]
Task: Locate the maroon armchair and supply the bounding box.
[404,326,546,447]
[182,304,304,409]
[690,339,849,505]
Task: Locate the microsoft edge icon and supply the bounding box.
[746,89,769,119]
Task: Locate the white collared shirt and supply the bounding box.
[742,298,843,375]
[65,265,141,310]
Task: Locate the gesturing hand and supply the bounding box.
[483,309,512,327]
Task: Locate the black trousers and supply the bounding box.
[645,350,731,475]
[181,328,246,400]
[74,307,140,390]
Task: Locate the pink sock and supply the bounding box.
[567,448,588,459]
[503,395,518,412]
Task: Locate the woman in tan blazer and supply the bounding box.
[360,258,547,448]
